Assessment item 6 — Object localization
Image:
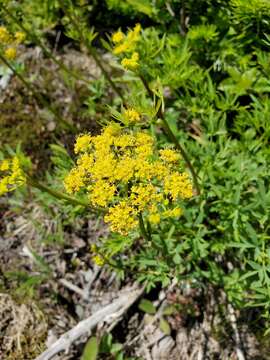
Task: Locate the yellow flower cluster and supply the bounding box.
[123,108,141,124]
[0,26,25,61]
[112,30,125,44]
[0,156,26,195]
[121,52,139,70]
[90,244,105,266]
[112,24,141,55]
[64,124,193,235]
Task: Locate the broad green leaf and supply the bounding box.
[81,337,98,360]
[139,299,156,314]
[159,318,171,335]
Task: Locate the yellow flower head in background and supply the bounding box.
[64,124,193,235]
[92,254,105,266]
[14,31,26,44]
[121,52,139,70]
[112,24,141,55]
[0,26,26,62]
[0,26,10,44]
[4,47,17,60]
[0,156,26,196]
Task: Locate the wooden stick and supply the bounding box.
[35,286,143,360]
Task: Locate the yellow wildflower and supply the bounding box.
[92,153,117,180]
[77,153,94,172]
[135,132,154,146]
[0,159,9,171]
[149,213,161,225]
[104,201,138,235]
[114,157,136,182]
[0,177,9,196]
[0,156,25,196]
[127,24,141,43]
[64,167,85,194]
[14,31,26,44]
[121,52,139,70]
[92,255,105,266]
[163,207,182,218]
[112,30,125,43]
[159,149,181,163]
[113,41,130,55]
[164,172,193,200]
[74,134,92,154]
[89,180,116,207]
[0,26,10,44]
[113,24,141,55]
[113,134,135,148]
[4,47,16,60]
[123,108,141,124]
[64,125,193,235]
[130,183,158,211]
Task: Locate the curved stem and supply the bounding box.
[138,213,151,242]
[139,75,200,195]
[26,175,92,209]
[160,116,200,195]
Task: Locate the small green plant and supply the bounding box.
[81,334,139,360]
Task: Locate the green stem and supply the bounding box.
[59,0,125,102]
[161,116,200,195]
[139,75,200,195]
[26,175,92,209]
[139,213,151,242]
[0,52,75,132]
[2,5,96,85]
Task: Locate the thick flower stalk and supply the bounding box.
[64,124,193,235]
[0,156,26,195]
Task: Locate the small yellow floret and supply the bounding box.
[0,26,10,44]
[127,24,141,43]
[149,213,161,224]
[112,30,125,43]
[124,108,140,124]
[164,172,193,200]
[163,207,182,218]
[4,47,17,60]
[64,168,85,194]
[89,180,116,207]
[113,42,130,55]
[14,31,26,44]
[121,52,139,70]
[0,159,9,171]
[74,134,92,154]
[159,149,181,163]
[0,156,25,196]
[104,201,138,235]
[0,177,9,195]
[92,255,105,266]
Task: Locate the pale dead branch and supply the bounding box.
[35,286,144,360]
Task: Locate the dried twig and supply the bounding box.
[35,286,144,360]
[220,290,246,360]
[126,278,178,348]
[59,278,89,301]
[227,302,246,360]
